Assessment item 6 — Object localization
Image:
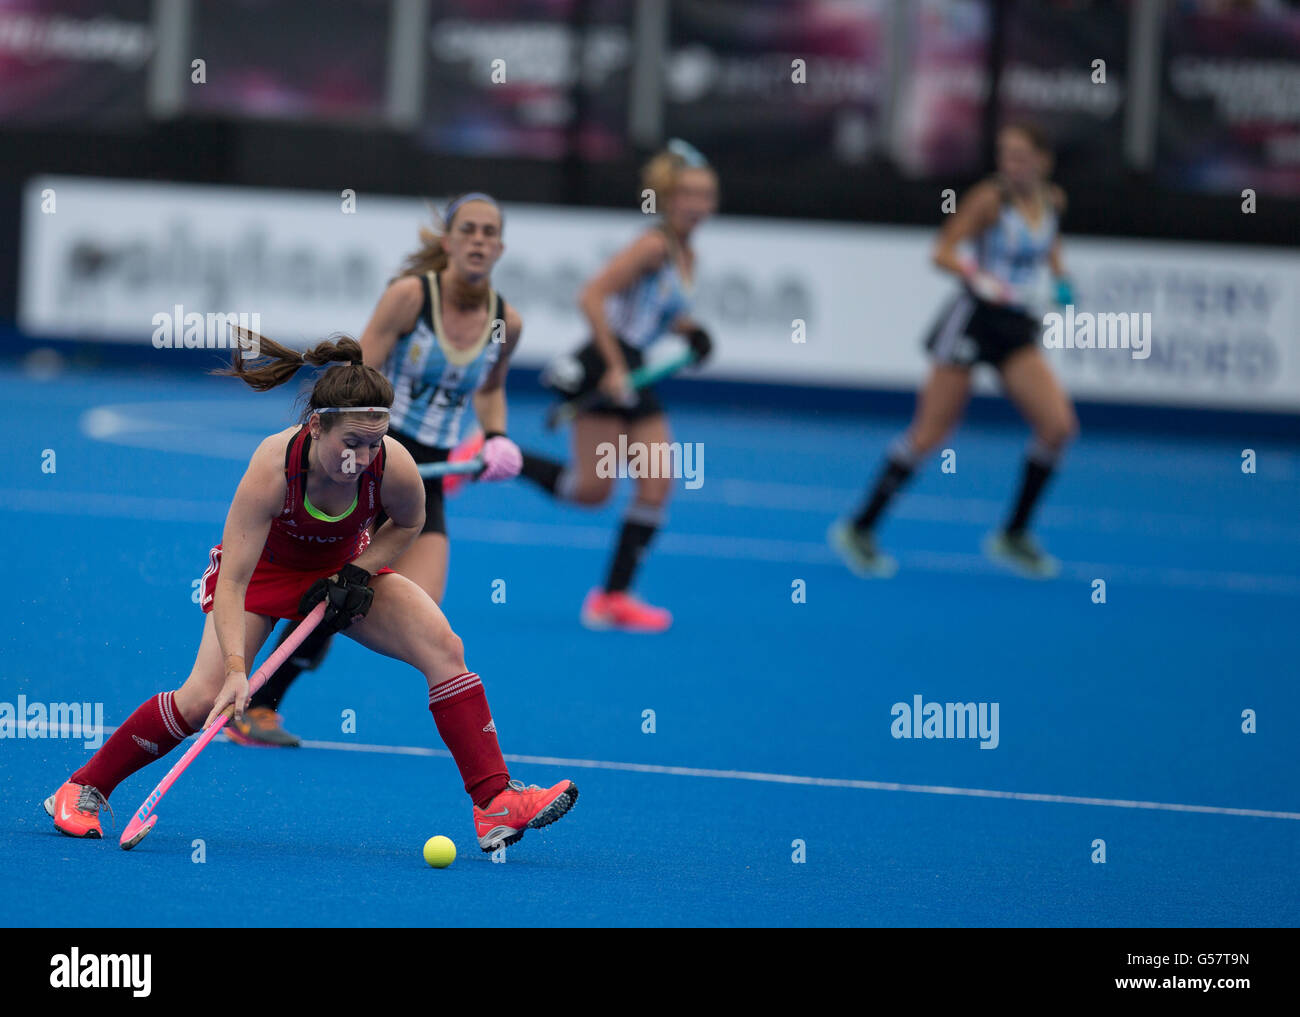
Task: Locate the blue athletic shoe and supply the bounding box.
[983,530,1060,579]
[828,520,898,578]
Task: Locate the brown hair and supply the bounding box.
[396,193,504,279]
[214,330,394,430]
[1000,121,1053,156]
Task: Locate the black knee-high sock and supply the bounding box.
[605,502,664,593]
[853,439,919,532]
[249,625,335,712]
[1005,441,1061,536]
[520,451,567,498]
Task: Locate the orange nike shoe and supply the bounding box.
[442,430,484,496]
[224,706,302,747]
[473,778,579,851]
[580,589,672,633]
[43,781,113,839]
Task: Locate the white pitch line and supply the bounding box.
[299,738,451,758]
[58,726,1300,822]
[294,738,1300,822]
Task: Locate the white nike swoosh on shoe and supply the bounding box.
[481,808,509,818]
[61,805,72,821]
[478,826,515,847]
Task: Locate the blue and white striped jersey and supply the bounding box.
[384,272,506,449]
[974,187,1058,293]
[602,230,693,349]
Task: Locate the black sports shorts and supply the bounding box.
[376,428,449,536]
[544,337,665,422]
[924,291,1038,369]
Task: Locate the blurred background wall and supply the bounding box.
[2,0,1298,419]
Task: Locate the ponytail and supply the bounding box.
[214,330,361,391]
[214,330,393,429]
[396,223,449,279]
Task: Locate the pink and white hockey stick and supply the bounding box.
[120,601,328,850]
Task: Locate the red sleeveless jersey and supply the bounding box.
[260,426,387,572]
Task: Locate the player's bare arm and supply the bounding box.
[350,437,424,574]
[473,304,523,433]
[360,275,425,367]
[933,181,1001,277]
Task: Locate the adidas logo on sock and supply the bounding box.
[132,734,159,755]
[482,720,497,734]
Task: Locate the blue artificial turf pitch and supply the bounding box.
[2,362,1296,926]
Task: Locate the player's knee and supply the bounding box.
[435,629,465,670]
[637,475,671,505]
[1039,413,1078,451]
[571,477,613,505]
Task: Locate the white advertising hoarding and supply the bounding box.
[19,175,1300,412]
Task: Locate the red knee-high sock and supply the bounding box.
[428,673,510,808]
[71,691,197,799]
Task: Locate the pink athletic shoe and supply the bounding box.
[580,589,672,633]
[474,779,579,851]
[44,781,113,839]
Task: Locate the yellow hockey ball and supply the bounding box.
[423,835,456,868]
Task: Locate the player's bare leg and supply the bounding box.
[46,611,274,838]
[344,573,577,850]
[583,412,674,631]
[832,364,973,577]
[984,346,1078,577]
[391,531,451,605]
[567,412,621,505]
